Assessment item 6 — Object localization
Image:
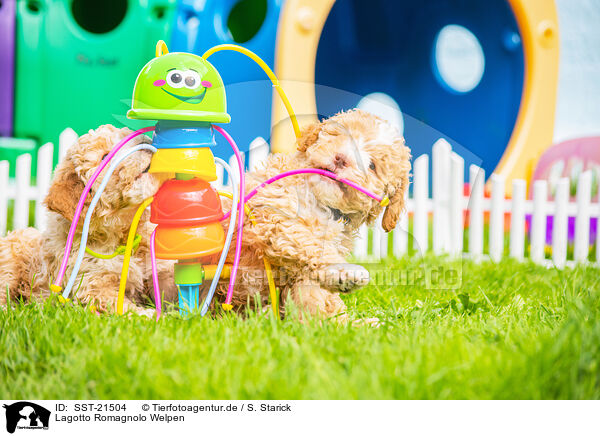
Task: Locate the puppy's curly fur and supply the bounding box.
[0,110,410,321]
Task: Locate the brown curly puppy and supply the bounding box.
[0,125,177,313]
[210,109,411,322]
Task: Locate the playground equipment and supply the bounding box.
[12,0,176,164]
[49,41,387,319]
[0,0,15,137]
[1,0,562,189]
[170,0,283,163]
[271,0,560,191]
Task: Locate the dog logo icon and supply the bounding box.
[2,402,50,433]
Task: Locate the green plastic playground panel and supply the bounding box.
[0,137,37,178]
[13,0,176,164]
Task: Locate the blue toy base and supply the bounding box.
[177,284,201,316]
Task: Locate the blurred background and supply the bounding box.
[0,0,598,184]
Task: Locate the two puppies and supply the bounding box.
[0,109,410,320]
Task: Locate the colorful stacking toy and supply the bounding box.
[128,42,230,315]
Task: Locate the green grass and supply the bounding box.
[1,256,599,399]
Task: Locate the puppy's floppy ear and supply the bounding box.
[296,120,323,152]
[381,145,411,232]
[45,159,86,221]
[382,179,407,232]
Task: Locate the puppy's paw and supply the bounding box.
[318,263,370,293]
[352,317,381,328]
[135,307,157,319]
[122,302,156,319]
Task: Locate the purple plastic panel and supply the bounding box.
[0,0,15,136]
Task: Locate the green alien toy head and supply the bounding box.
[127,42,230,123]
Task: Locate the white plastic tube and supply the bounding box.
[62,144,157,299]
[200,157,238,316]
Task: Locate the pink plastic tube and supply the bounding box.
[222,168,384,221]
[150,228,161,320]
[213,125,245,306]
[52,126,155,288]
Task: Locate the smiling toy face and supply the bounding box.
[127,52,230,123]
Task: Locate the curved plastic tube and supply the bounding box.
[117,196,154,315]
[213,126,245,308]
[150,228,160,320]
[222,168,386,221]
[53,126,155,290]
[202,44,301,139]
[62,143,157,299]
[218,190,280,318]
[199,157,238,316]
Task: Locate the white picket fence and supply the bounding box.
[0,129,79,235]
[356,138,600,268]
[1,130,599,269]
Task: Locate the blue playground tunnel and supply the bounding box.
[314,0,525,176]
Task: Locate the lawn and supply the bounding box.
[1,256,599,399]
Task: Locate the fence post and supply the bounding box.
[0,160,8,236]
[413,154,429,256]
[449,152,464,256]
[354,224,368,260]
[59,128,78,162]
[489,174,505,262]
[468,165,484,258]
[14,153,31,230]
[433,139,451,254]
[248,137,269,172]
[35,143,54,231]
[377,223,388,259]
[372,215,383,261]
[574,170,592,263]
[393,189,409,258]
[509,179,526,260]
[226,153,244,188]
[530,180,548,263]
[552,178,569,268]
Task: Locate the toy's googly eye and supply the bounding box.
[184,71,201,89]
[166,70,185,88]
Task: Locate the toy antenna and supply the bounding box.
[156,40,169,57]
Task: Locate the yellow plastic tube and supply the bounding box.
[217,190,280,317]
[117,197,154,315]
[85,234,142,259]
[202,44,301,140]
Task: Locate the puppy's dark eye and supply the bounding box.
[101,153,109,161]
[369,161,376,172]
